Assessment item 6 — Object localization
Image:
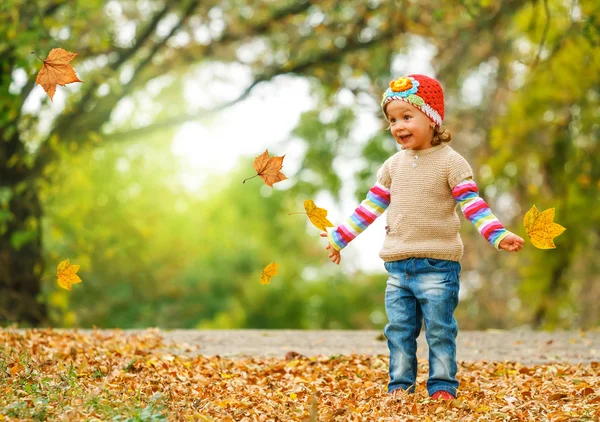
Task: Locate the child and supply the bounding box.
[320,74,524,400]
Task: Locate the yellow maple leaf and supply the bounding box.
[260,262,279,285]
[243,149,288,187]
[34,48,82,101]
[523,205,566,249]
[304,200,334,231]
[56,259,82,290]
[289,200,334,231]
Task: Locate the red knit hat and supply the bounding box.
[381,74,445,127]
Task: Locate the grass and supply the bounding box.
[0,342,167,421]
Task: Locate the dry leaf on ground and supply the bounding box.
[1,329,598,421]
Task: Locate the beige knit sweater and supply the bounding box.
[376,143,473,262]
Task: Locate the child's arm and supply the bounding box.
[326,182,391,251]
[320,181,390,264]
[452,177,523,251]
[321,159,393,264]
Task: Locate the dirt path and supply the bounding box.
[156,329,600,364]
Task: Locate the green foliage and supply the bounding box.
[41,134,386,329]
[355,132,397,201]
[0,342,169,420]
[112,394,167,422]
[291,107,357,200]
[479,0,600,327]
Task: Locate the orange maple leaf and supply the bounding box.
[34,48,82,101]
[260,262,279,285]
[289,200,334,231]
[243,149,288,187]
[56,259,82,290]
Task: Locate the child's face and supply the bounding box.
[385,100,435,150]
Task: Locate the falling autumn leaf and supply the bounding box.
[259,262,279,285]
[243,149,288,187]
[304,200,334,231]
[56,259,82,290]
[289,200,334,231]
[34,48,82,101]
[523,205,566,249]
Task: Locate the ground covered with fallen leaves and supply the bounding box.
[1,329,598,421]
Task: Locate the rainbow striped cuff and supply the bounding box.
[452,178,510,249]
[327,182,391,251]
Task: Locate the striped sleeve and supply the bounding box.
[452,178,511,250]
[326,182,391,251]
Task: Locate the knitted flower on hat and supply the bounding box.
[381,74,445,127]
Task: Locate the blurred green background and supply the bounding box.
[1,0,598,330]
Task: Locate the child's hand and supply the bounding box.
[499,233,525,252]
[319,232,341,265]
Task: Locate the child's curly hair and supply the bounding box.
[432,126,451,146]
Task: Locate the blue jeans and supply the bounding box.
[383,257,461,396]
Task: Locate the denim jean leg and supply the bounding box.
[384,267,423,394]
[413,261,460,397]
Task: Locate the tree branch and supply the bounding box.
[31,3,187,177]
[437,0,529,82]
[65,1,201,139]
[46,0,312,145]
[531,0,551,69]
[122,0,198,96]
[49,2,175,140]
[112,2,172,71]
[103,27,398,142]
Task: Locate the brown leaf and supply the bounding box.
[9,363,22,376]
[519,367,533,375]
[35,48,82,101]
[581,387,594,397]
[285,351,305,361]
[2,330,599,420]
[547,411,570,422]
[333,408,345,416]
[245,149,287,187]
[411,402,418,415]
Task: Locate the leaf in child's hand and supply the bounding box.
[260,262,279,285]
[303,200,334,231]
[523,205,566,249]
[34,48,82,101]
[244,149,288,187]
[56,259,82,290]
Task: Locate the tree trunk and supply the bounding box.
[0,179,47,326]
